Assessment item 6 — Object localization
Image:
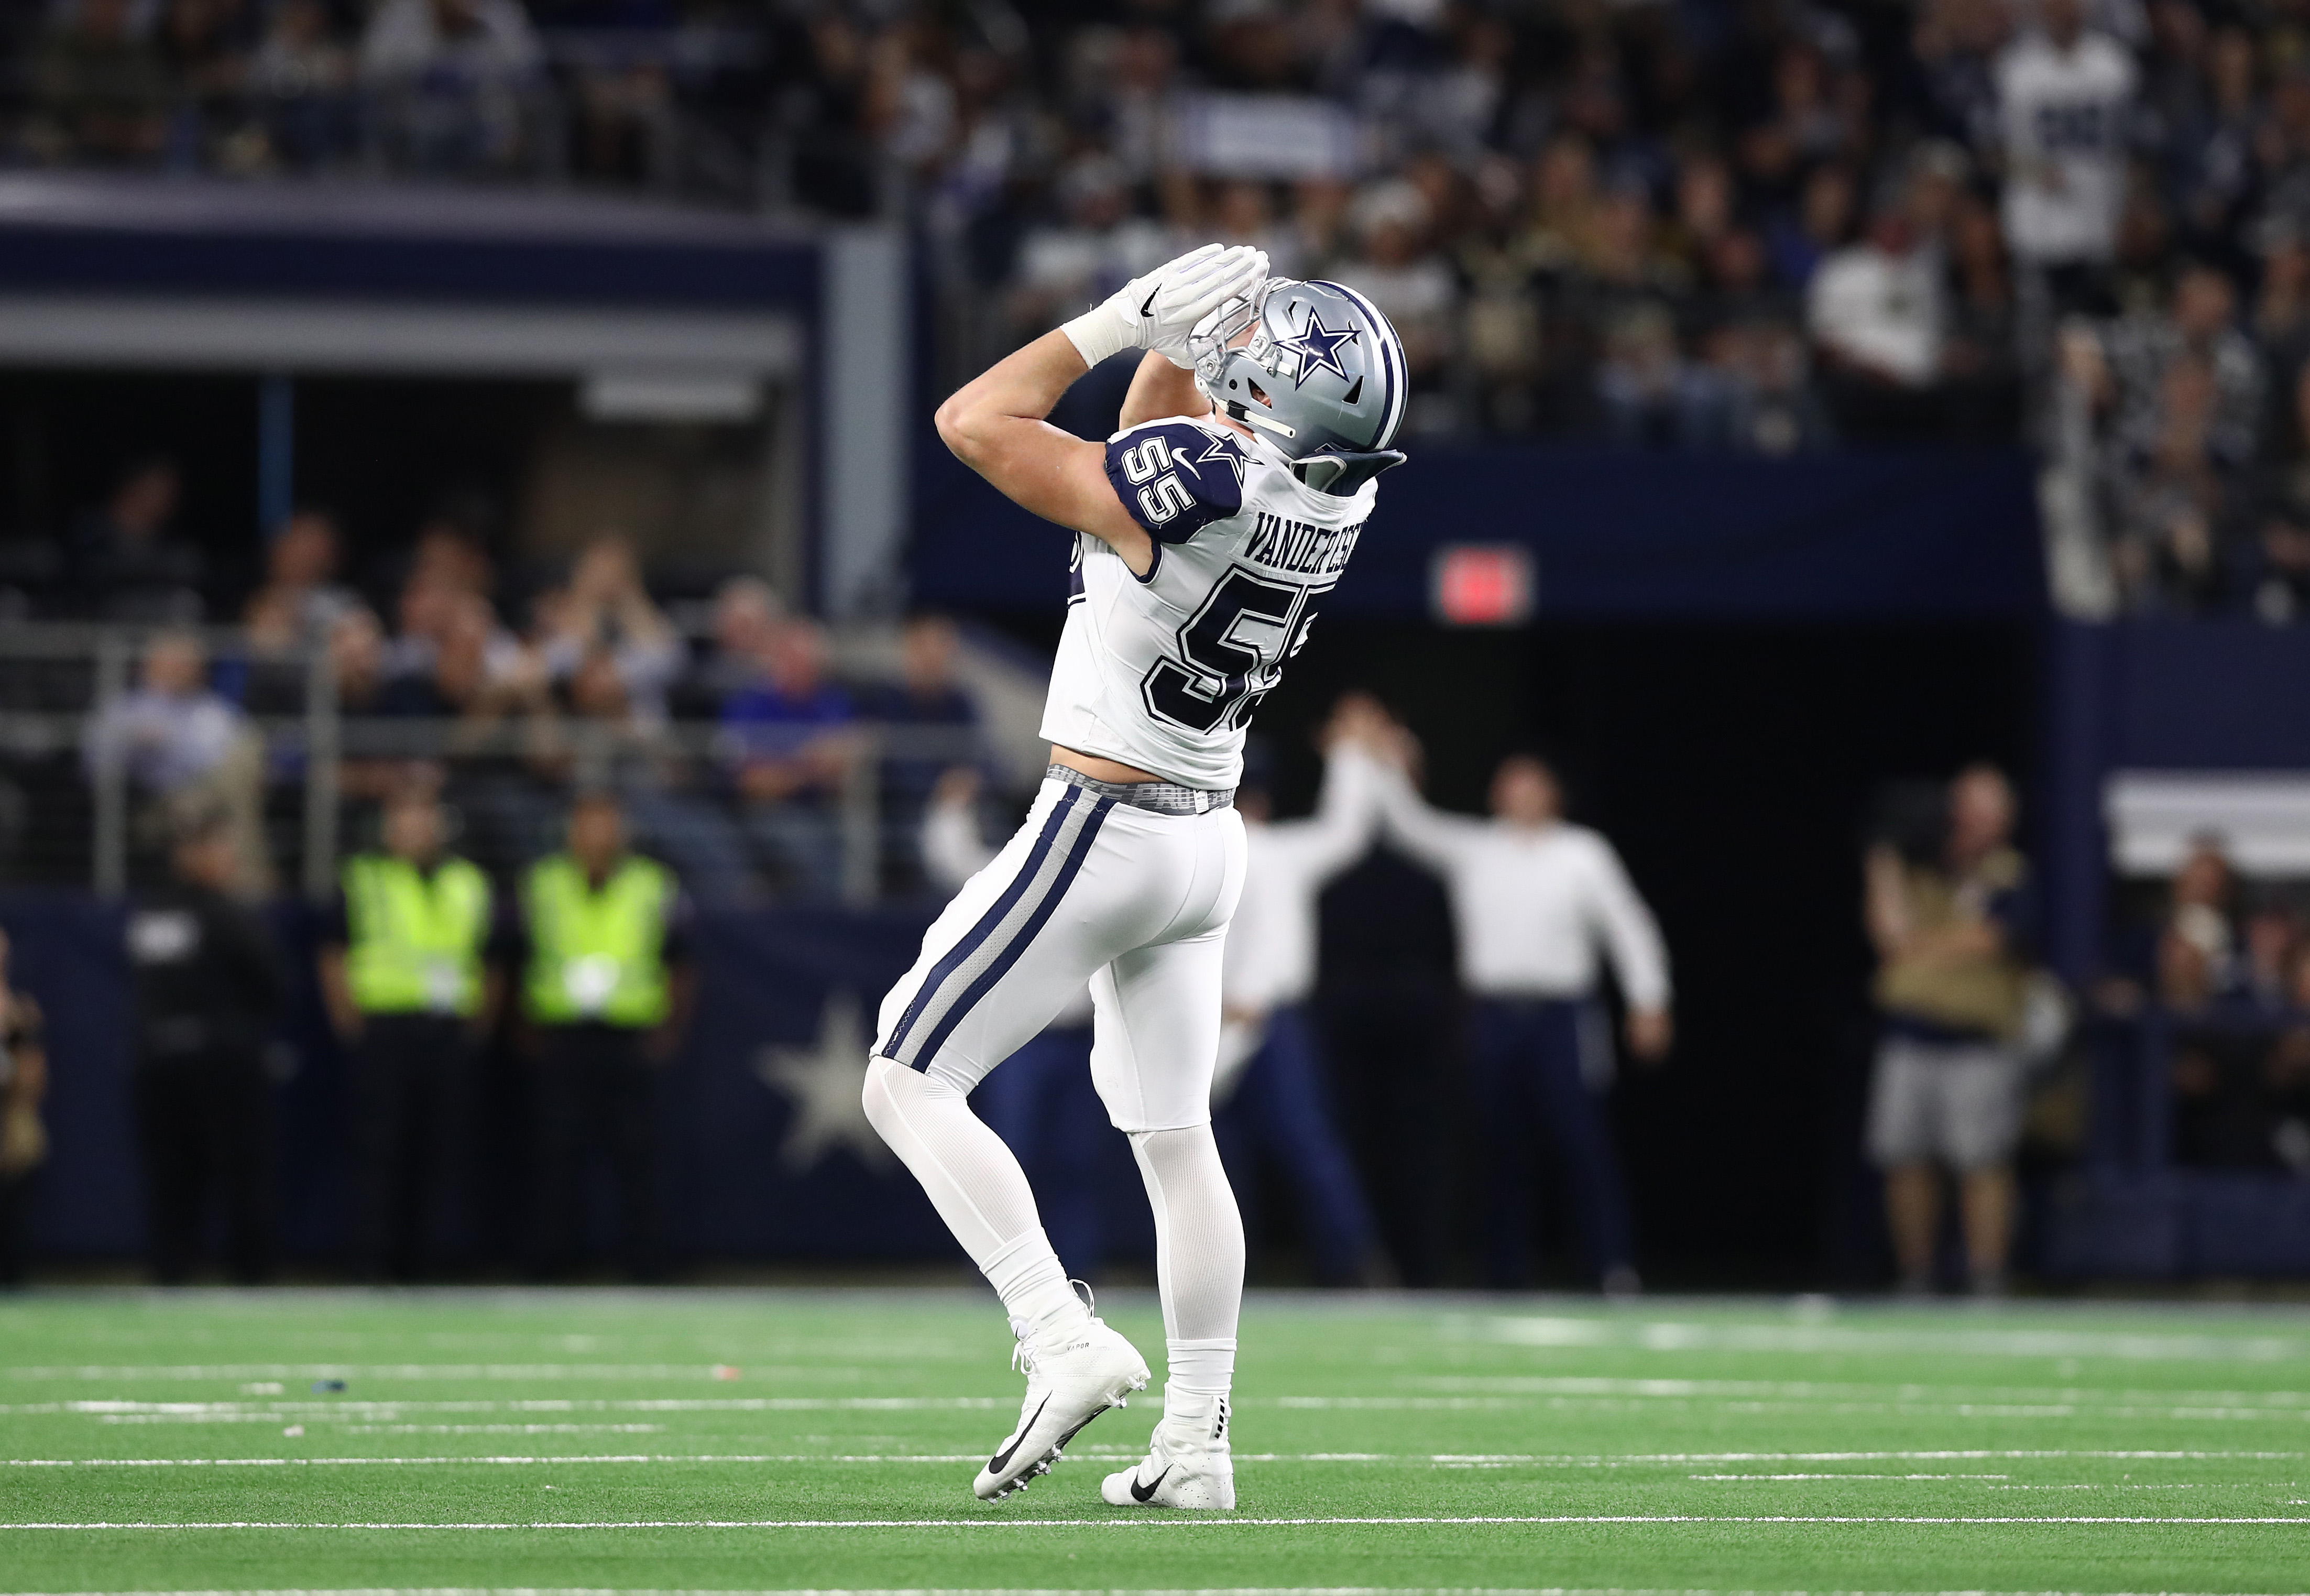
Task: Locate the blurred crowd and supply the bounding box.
[2104,834,2310,1172]
[26,461,985,900]
[18,0,2310,604]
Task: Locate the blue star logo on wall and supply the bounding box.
[1273,312,1360,388]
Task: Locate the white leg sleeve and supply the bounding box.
[1130,1123,1243,1398]
[863,1056,1081,1330]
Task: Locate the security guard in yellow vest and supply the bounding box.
[318,791,499,1281]
[520,791,693,1280]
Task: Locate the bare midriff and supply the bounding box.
[1050,744,1161,784]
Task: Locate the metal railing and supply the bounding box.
[0,624,990,905]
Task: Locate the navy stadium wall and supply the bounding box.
[912,442,2048,619]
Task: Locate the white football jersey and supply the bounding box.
[1994,31,2136,265]
[1038,412,1378,790]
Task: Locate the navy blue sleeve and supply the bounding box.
[1104,424,1246,545]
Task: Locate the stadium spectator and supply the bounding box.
[0,927,47,1288]
[244,510,359,655]
[719,616,858,900]
[1008,155,1172,345]
[2156,837,2239,1010]
[1995,0,2138,331]
[863,614,980,877]
[1331,180,1459,428]
[1950,192,2020,386]
[1764,161,1859,293]
[1372,741,1672,1295]
[1914,0,2012,158]
[406,517,498,600]
[518,790,694,1280]
[125,813,283,1284]
[535,535,684,727]
[2241,898,2301,1010]
[319,790,498,1281]
[84,630,271,896]
[67,457,201,619]
[1864,763,2036,1296]
[360,0,545,174]
[28,0,170,165]
[2254,490,2310,624]
[1559,173,1691,440]
[2056,261,2263,611]
[2101,264,2263,473]
[379,588,527,727]
[1808,175,1955,440]
[156,0,254,169]
[245,0,356,170]
[688,575,784,703]
[540,625,754,898]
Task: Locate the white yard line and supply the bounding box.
[3,1448,2295,1469]
[0,1398,1009,1418]
[18,1392,2310,1426]
[0,1588,2299,1596]
[1474,1316,2310,1363]
[3,1514,2309,1529]
[5,1588,2301,1596]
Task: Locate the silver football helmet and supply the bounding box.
[1189,276,1409,495]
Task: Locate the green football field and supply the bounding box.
[4,1289,2310,1594]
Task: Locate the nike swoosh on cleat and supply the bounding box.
[986,1397,1049,1476]
[1129,1466,1171,1503]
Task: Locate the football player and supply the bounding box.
[861,242,1409,1510]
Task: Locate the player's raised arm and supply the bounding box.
[933,245,1266,571]
[1118,349,1211,431]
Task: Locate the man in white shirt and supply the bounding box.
[1374,747,1671,1293]
[1808,190,1948,390]
[1212,722,1390,1286]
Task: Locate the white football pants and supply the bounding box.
[872,776,1245,1131]
[864,774,1249,1375]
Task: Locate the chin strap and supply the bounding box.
[1291,450,1407,494]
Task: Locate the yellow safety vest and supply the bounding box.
[522,854,674,1028]
[341,854,492,1018]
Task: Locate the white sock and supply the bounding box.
[983,1228,1089,1340]
[1129,1124,1244,1402]
[1165,1339,1235,1398]
[863,1057,1089,1338]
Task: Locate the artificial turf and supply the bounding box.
[3,1288,2310,1593]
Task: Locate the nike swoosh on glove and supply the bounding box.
[1062,243,1269,370]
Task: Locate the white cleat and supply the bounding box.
[973,1297,1149,1502]
[1101,1394,1236,1511]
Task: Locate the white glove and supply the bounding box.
[1062,242,1270,371]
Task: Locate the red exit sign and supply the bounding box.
[1430,544,1535,627]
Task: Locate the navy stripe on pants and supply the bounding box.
[1469,997,1633,1286]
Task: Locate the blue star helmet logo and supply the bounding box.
[1272,310,1360,389]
